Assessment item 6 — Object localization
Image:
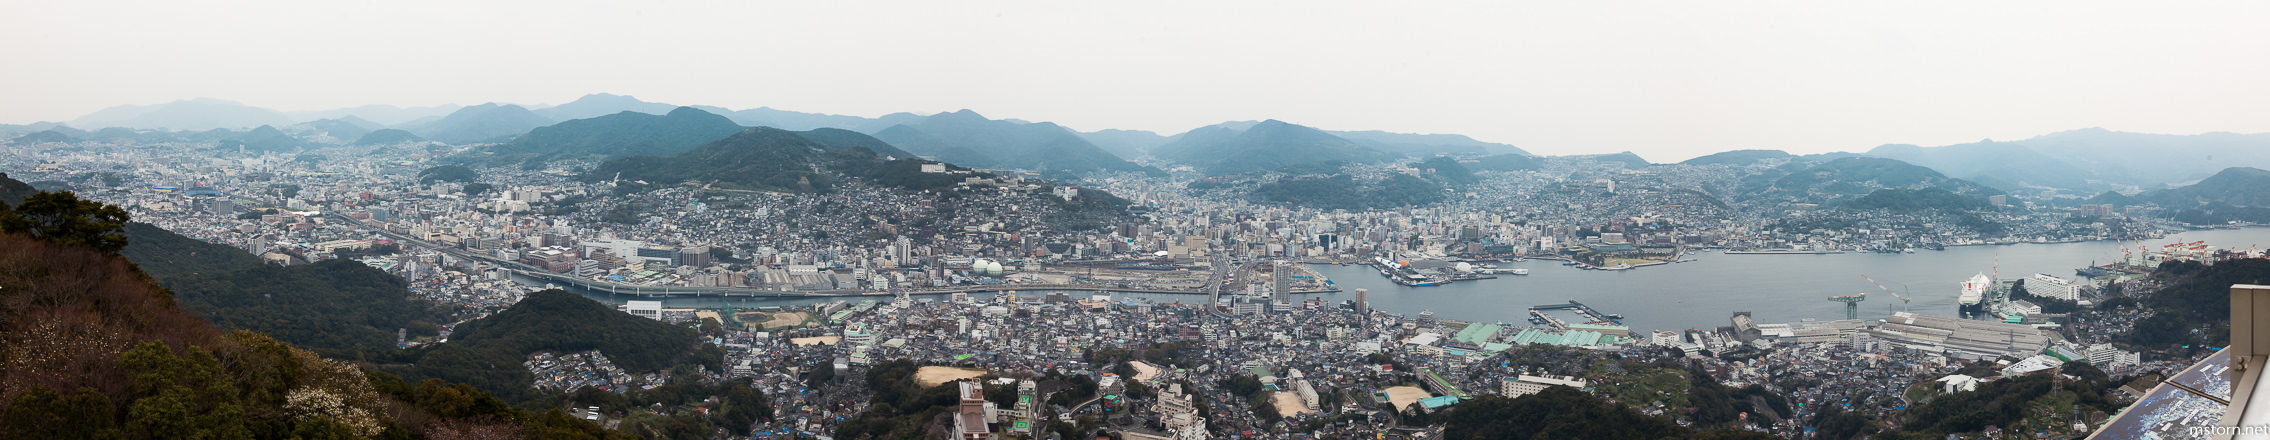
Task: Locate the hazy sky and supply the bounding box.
[4,1,2267,161]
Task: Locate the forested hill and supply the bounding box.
[118,220,449,361]
[584,126,964,194]
[119,221,261,278]
[0,172,33,207]
[0,200,628,438]
[472,106,747,166]
[396,290,722,402]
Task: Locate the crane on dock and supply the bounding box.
[1828,292,1866,320]
[1861,275,1910,313]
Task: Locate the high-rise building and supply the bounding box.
[1272,260,1292,305]
[1355,288,1369,315]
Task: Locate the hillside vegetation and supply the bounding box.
[0,188,629,439]
[398,290,721,402]
[1155,120,1398,176]
[472,107,746,166]
[585,127,964,194]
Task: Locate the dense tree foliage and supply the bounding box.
[834,360,972,440]
[398,290,722,402]
[824,147,967,191]
[471,107,746,166]
[1745,157,2003,204]
[119,222,445,360]
[0,190,131,254]
[417,165,479,184]
[0,172,35,207]
[566,376,775,437]
[1042,185,1135,231]
[164,260,446,360]
[2122,259,2270,348]
[2142,166,2270,207]
[2170,202,2270,225]
[582,127,842,193]
[1153,119,1397,176]
[1873,372,2124,439]
[1415,156,1479,185]
[0,226,628,439]
[1435,387,1776,439]
[1841,187,1991,212]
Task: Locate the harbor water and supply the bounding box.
[544,227,2270,333]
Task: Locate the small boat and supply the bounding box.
[1510,269,1529,275]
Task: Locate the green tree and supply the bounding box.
[0,190,131,253]
[1,386,122,440]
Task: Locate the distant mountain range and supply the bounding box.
[295,116,383,143]
[470,107,745,165]
[1328,129,1529,156]
[1863,128,2270,190]
[1085,123,1529,160]
[402,103,554,145]
[1681,149,1795,166]
[352,128,426,146]
[2142,167,2270,207]
[219,125,308,153]
[1587,152,1652,169]
[1077,129,1171,159]
[70,98,296,131]
[532,93,684,121]
[1154,120,1400,175]
[283,103,462,126]
[37,95,2270,189]
[9,129,78,145]
[871,109,1151,174]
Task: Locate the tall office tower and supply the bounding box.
[1355,288,1369,315]
[1272,260,1292,306]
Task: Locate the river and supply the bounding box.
[540,227,2270,333]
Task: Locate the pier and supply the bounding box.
[1529,300,1623,324]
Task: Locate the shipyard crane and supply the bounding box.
[1861,275,1911,313]
[1827,292,1866,320]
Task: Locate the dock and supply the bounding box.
[1529,300,1623,324]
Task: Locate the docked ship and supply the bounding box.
[2076,264,2115,278]
[1958,273,1990,317]
[1400,278,1446,287]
